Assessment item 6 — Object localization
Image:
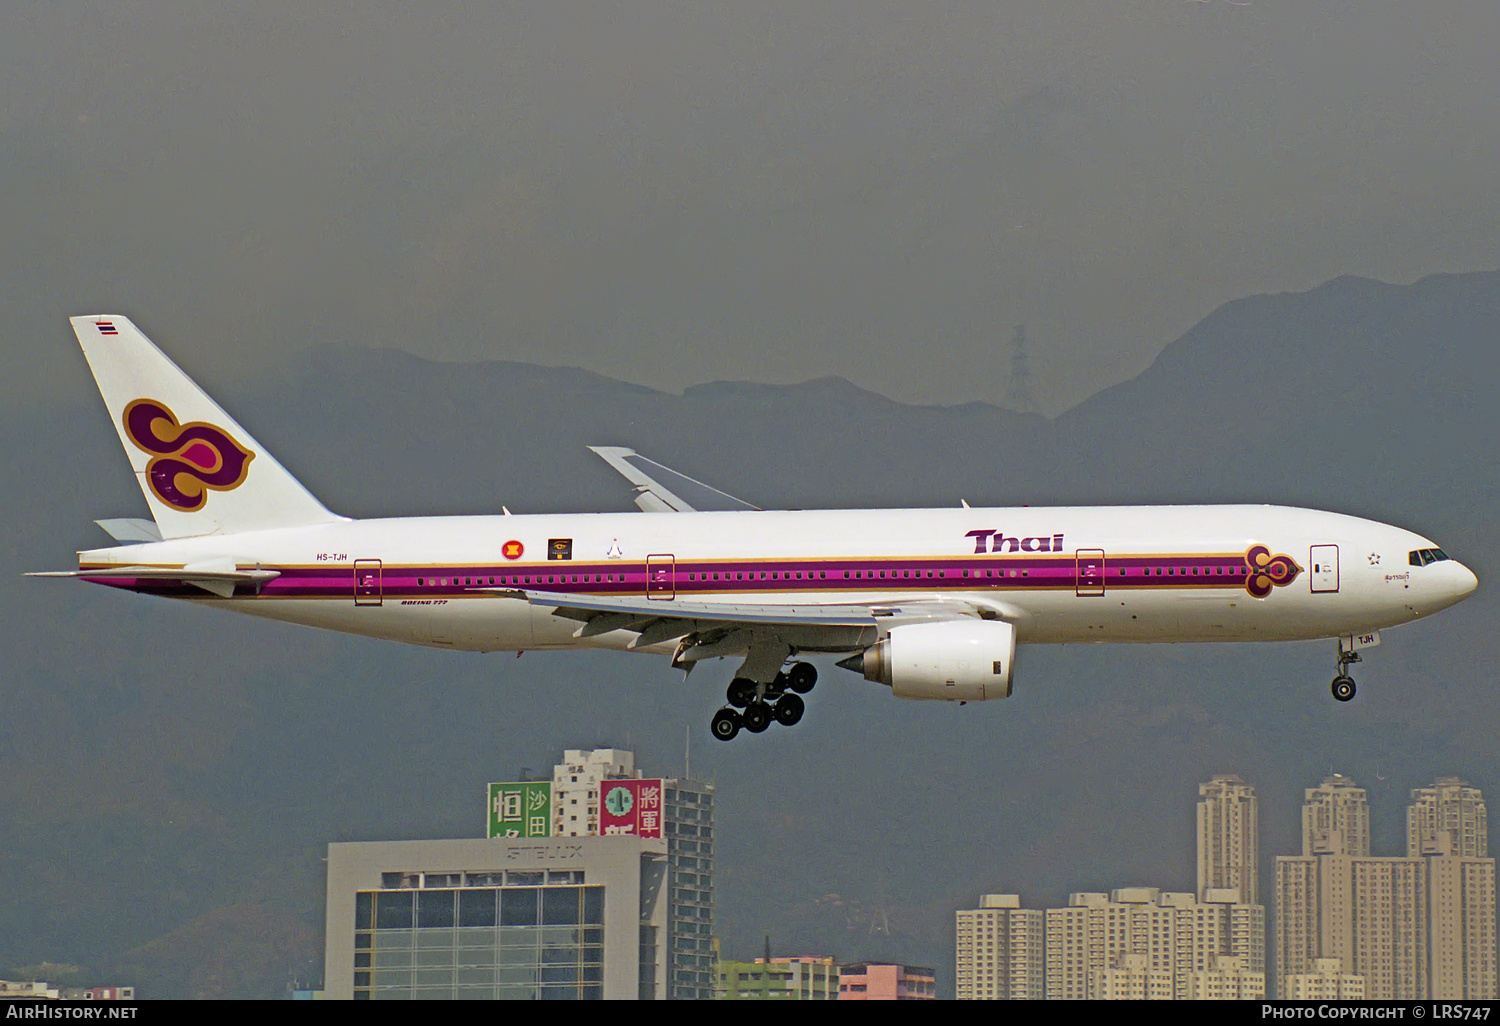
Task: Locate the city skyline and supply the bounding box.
[957,770,1494,1000]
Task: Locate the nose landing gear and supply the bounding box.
[1331,641,1361,702]
[710,662,817,740]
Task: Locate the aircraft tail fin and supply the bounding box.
[70,315,343,539]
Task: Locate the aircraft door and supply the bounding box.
[354,558,383,606]
[1310,545,1339,593]
[647,554,675,600]
[1075,549,1106,597]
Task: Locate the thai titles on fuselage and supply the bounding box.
[964,530,1064,554]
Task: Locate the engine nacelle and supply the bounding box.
[851,620,1015,701]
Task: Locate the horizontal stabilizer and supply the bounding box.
[28,564,280,597]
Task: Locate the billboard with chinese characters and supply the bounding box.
[487,781,552,838]
[598,778,663,839]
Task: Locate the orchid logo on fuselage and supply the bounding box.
[965,530,1064,554]
[1245,544,1302,598]
[122,399,255,512]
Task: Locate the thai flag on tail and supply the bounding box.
[95,321,118,335]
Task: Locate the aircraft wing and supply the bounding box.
[490,587,1009,655]
[588,446,760,513]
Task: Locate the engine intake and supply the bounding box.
[839,620,1015,701]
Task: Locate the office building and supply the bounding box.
[1408,778,1487,860]
[1275,775,1427,999]
[547,748,715,999]
[1410,778,1495,999]
[1276,773,1500,999]
[325,746,714,1000]
[661,778,716,999]
[537,747,715,998]
[1185,955,1265,1000]
[955,894,1044,999]
[716,957,839,1000]
[324,835,664,1000]
[1302,774,1371,857]
[1094,952,1173,1000]
[1281,957,1366,999]
[1044,888,1263,1000]
[1198,774,1258,904]
[837,963,936,999]
[552,749,635,837]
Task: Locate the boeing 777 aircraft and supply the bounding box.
[33,316,1479,740]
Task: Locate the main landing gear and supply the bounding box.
[1331,642,1361,702]
[710,662,817,741]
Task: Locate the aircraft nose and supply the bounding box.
[1454,561,1479,599]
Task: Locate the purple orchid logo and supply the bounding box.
[1245,544,1302,598]
[122,399,255,512]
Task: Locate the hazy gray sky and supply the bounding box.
[4,2,1497,412]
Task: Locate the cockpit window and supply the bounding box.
[1408,548,1451,567]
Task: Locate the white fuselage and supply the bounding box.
[75,504,1476,655]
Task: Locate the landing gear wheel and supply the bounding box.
[710,707,742,741]
[773,693,805,726]
[742,702,772,734]
[788,662,817,694]
[726,678,756,708]
[1331,641,1362,703]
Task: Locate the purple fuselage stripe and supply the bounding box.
[85,553,1257,599]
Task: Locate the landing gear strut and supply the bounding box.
[710,662,817,740]
[1331,642,1361,702]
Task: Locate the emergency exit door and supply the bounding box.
[1076,549,1106,597]
[647,554,676,600]
[1310,545,1339,593]
[354,558,383,606]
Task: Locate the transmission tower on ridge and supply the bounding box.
[1006,324,1036,414]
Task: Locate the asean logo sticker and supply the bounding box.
[121,399,255,512]
[502,540,524,560]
